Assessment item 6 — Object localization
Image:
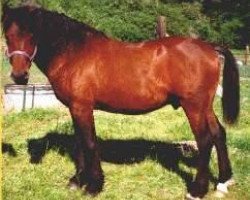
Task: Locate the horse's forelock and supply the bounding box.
[2,5,38,33]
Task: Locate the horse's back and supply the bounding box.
[100,37,219,102]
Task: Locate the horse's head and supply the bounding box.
[2,4,37,85]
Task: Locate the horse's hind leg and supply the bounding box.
[183,97,234,199]
[68,102,104,195]
[181,100,214,199]
[207,112,234,195]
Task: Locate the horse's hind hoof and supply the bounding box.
[216,178,236,193]
[85,182,103,196]
[216,178,235,196]
[214,178,236,198]
[185,193,201,200]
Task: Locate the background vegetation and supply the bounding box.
[2,0,250,48]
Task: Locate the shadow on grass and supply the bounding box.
[27,131,217,191]
[2,143,17,157]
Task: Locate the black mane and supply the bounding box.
[33,6,107,44]
[2,5,107,68]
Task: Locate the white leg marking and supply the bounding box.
[217,183,228,193]
[215,178,236,198]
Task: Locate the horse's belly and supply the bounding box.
[96,90,169,114]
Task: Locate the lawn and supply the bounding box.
[2,77,250,200]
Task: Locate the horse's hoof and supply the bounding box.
[85,183,103,196]
[68,181,80,190]
[185,193,201,200]
[215,178,235,197]
[85,176,104,196]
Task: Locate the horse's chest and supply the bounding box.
[47,69,71,106]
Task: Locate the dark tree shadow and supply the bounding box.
[27,131,217,191]
[2,143,17,157]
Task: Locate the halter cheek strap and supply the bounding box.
[5,45,38,62]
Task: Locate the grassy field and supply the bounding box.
[2,77,250,200]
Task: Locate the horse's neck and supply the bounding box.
[33,30,82,74]
[34,35,69,73]
[34,45,56,73]
[32,8,106,75]
[33,55,65,97]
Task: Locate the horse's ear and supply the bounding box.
[2,2,11,15]
[2,2,11,23]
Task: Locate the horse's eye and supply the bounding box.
[8,33,16,40]
[18,31,25,37]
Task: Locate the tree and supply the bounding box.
[202,0,250,47]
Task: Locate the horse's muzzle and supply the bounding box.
[11,72,29,85]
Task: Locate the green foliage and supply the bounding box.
[202,0,250,48]
[219,18,243,46]
[2,0,248,47]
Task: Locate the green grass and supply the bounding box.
[239,65,250,78]
[3,79,250,200]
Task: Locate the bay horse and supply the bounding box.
[2,5,239,199]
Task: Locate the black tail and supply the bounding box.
[216,46,240,124]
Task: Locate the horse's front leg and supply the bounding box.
[68,102,104,195]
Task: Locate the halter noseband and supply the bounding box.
[5,45,38,62]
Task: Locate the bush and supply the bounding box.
[36,0,216,42]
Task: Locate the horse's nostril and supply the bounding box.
[23,72,29,78]
[10,72,29,85]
